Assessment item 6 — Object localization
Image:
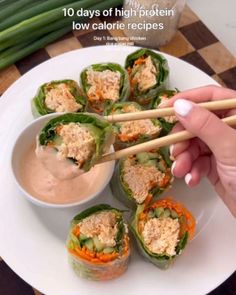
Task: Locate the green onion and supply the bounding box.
[0,0,123,70]
[0,0,105,43]
[0,14,84,50]
[0,27,71,69]
[0,0,33,22]
[0,0,83,31]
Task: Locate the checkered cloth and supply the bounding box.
[0,5,235,295]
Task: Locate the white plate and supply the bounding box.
[0,46,235,295]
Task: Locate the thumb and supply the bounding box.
[173,99,236,160]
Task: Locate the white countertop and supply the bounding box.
[187,0,236,56]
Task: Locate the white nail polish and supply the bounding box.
[185,173,192,185]
[171,161,176,175]
[174,99,193,117]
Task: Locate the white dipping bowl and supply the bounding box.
[11,114,115,208]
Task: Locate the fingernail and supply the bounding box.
[185,173,192,186]
[170,144,174,157]
[171,161,176,175]
[174,99,193,117]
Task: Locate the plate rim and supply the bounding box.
[1,45,235,295]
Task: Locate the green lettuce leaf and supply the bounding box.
[125,48,169,107]
[80,63,130,114]
[38,113,113,171]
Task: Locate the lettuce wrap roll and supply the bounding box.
[36,113,114,179]
[104,101,161,149]
[110,148,173,209]
[131,198,196,270]
[125,48,169,107]
[67,204,130,281]
[31,79,86,117]
[152,89,179,135]
[80,63,130,114]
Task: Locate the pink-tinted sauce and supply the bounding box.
[19,144,110,204]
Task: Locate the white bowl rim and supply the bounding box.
[11,113,115,208]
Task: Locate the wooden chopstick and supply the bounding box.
[104,98,236,123]
[97,114,236,164]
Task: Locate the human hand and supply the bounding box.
[164,85,236,217]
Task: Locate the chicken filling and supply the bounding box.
[132,56,157,92]
[78,211,118,247]
[45,83,82,112]
[87,69,121,101]
[122,158,167,204]
[118,104,160,141]
[55,123,95,167]
[141,217,180,256]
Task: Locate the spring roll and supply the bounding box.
[110,149,173,209]
[104,101,161,149]
[80,63,130,114]
[125,48,169,107]
[152,89,179,135]
[36,113,114,179]
[131,198,196,269]
[31,80,86,117]
[67,204,130,281]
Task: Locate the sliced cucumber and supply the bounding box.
[155,207,164,217]
[79,233,88,242]
[136,152,150,164]
[147,152,159,159]
[103,247,115,254]
[146,160,157,166]
[53,134,62,146]
[170,209,179,219]
[70,233,80,247]
[93,236,104,252]
[163,209,171,218]
[148,210,155,218]
[84,238,94,251]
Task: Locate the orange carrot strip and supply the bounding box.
[134,57,145,65]
[144,194,153,206]
[73,226,80,237]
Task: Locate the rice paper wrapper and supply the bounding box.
[125,48,169,107]
[80,63,130,114]
[68,249,130,281]
[130,199,195,270]
[110,148,173,209]
[67,204,130,281]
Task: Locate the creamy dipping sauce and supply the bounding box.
[36,145,84,180]
[19,144,111,204]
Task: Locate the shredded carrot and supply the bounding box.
[144,194,153,206]
[159,172,171,188]
[73,226,80,237]
[55,125,63,134]
[139,212,147,221]
[68,231,130,264]
[47,141,55,148]
[118,133,139,142]
[127,67,132,75]
[99,253,118,262]
[134,57,145,65]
